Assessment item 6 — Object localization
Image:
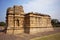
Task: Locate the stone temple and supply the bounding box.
[6,5,53,35]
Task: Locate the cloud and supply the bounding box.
[22,0,55,12]
[22,0,60,21]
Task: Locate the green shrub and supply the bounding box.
[0,22,6,26]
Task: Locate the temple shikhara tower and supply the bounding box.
[6,5,53,34]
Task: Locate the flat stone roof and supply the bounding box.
[25,12,50,17]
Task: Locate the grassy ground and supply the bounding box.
[31,33,60,40]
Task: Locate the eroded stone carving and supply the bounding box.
[6,5,53,35]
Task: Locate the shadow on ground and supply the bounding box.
[0,27,60,40]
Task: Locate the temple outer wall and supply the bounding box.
[29,27,54,34]
[6,27,24,35]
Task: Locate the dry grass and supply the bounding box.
[31,33,60,40]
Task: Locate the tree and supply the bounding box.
[51,19,59,23]
[0,22,6,26]
[51,19,60,27]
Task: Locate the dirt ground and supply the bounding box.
[0,27,60,40]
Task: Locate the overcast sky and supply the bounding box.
[0,0,60,22]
